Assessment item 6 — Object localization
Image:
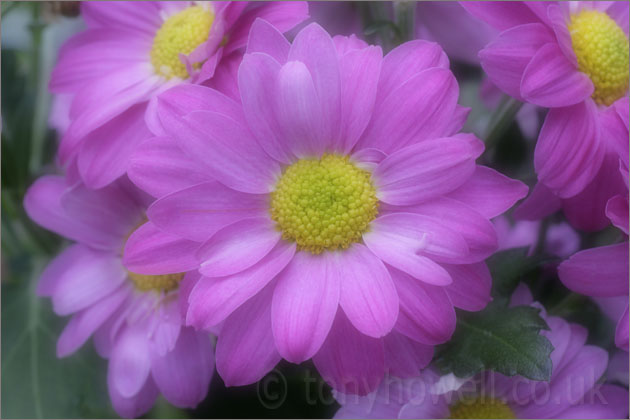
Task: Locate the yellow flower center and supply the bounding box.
[270,154,378,254]
[150,6,214,79]
[127,271,184,292]
[569,10,629,106]
[449,397,516,419]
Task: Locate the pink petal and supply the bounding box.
[513,181,562,221]
[608,1,629,35]
[442,262,492,311]
[107,373,158,419]
[150,328,214,408]
[128,136,211,198]
[447,166,528,218]
[337,244,399,338]
[148,298,182,357]
[197,217,280,277]
[57,284,129,357]
[37,245,83,297]
[246,18,291,63]
[547,4,578,67]
[521,43,593,107]
[390,267,457,345]
[82,2,161,35]
[460,2,543,31]
[123,222,202,275]
[312,311,385,396]
[216,284,282,386]
[535,100,604,198]
[615,305,629,351]
[147,181,267,242]
[607,194,629,234]
[556,384,629,419]
[109,324,152,398]
[338,45,382,153]
[271,252,340,362]
[288,23,342,144]
[383,332,434,378]
[358,67,459,153]
[187,241,295,329]
[558,242,629,297]
[176,110,279,194]
[479,23,555,100]
[373,134,484,205]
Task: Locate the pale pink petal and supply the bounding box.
[216,284,282,386]
[373,134,484,205]
[312,311,385,396]
[337,244,399,338]
[109,324,152,398]
[383,332,434,378]
[197,217,280,277]
[442,262,492,311]
[148,298,182,357]
[271,252,340,362]
[460,2,543,31]
[535,100,604,198]
[82,2,161,35]
[390,267,457,345]
[108,373,158,419]
[446,166,528,218]
[150,328,214,408]
[187,241,295,329]
[558,242,629,297]
[147,181,267,242]
[123,222,201,275]
[37,245,82,297]
[245,18,291,63]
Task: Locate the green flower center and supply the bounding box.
[569,9,629,106]
[449,397,516,419]
[150,6,214,79]
[270,154,378,254]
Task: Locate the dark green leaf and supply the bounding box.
[435,302,554,381]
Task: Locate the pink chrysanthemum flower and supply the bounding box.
[125,20,528,395]
[335,286,630,419]
[559,140,629,351]
[24,176,213,418]
[462,1,629,206]
[49,1,308,188]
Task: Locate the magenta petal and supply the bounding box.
[197,217,280,277]
[615,305,629,351]
[147,181,267,242]
[442,262,492,312]
[109,324,152,398]
[175,110,279,194]
[535,100,604,198]
[606,194,629,234]
[479,23,555,100]
[82,1,160,35]
[37,244,83,297]
[337,244,399,338]
[128,136,211,198]
[373,134,484,205]
[521,43,593,107]
[390,267,457,345]
[312,311,385,396]
[216,284,282,386]
[513,182,562,221]
[271,252,340,363]
[150,328,214,408]
[556,384,629,419]
[359,67,459,153]
[383,332,434,378]
[447,166,528,218]
[559,242,629,297]
[187,241,295,329]
[57,285,129,357]
[123,222,201,275]
[245,18,291,63]
[460,2,543,31]
[108,373,158,419]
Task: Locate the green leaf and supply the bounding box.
[435,302,554,381]
[1,259,115,419]
[487,247,556,298]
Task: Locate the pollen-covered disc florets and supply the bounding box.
[569,10,629,106]
[127,271,184,292]
[150,6,214,79]
[449,397,516,419]
[270,154,378,254]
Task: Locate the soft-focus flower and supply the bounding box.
[463,1,629,215]
[125,20,528,395]
[494,216,580,258]
[49,1,308,188]
[334,286,630,419]
[23,176,213,418]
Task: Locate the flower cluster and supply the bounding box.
[14,1,629,418]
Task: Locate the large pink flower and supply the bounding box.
[335,287,629,419]
[125,20,528,395]
[49,1,308,188]
[462,1,628,210]
[24,176,213,418]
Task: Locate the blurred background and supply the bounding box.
[1,2,622,418]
